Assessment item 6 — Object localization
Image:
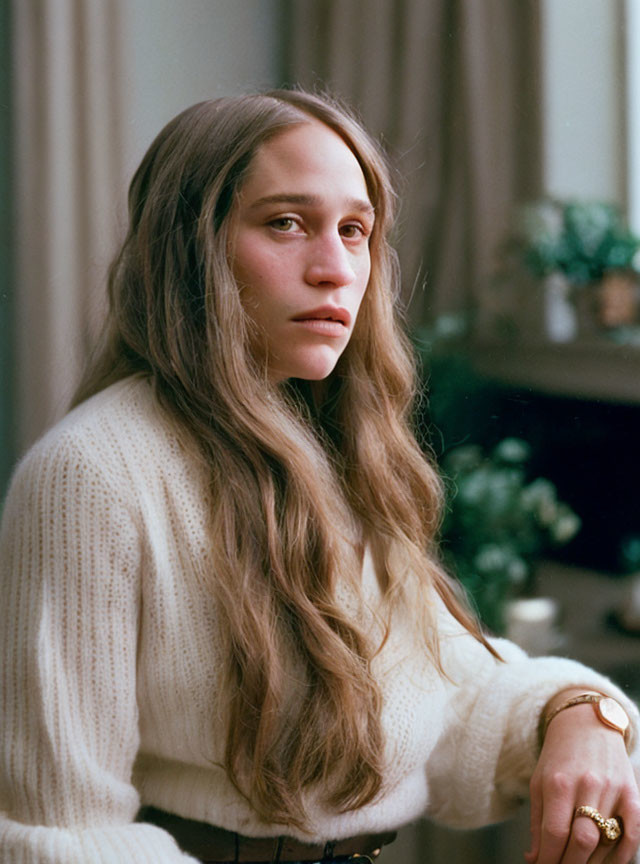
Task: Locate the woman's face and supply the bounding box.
[232,119,374,382]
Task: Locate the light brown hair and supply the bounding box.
[73,89,497,830]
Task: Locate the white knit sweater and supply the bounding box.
[1,376,638,864]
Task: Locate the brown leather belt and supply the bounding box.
[138,806,397,862]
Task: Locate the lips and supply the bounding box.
[291,306,351,327]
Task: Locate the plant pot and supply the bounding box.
[597,271,639,329]
[543,273,577,343]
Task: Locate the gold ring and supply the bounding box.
[575,805,623,842]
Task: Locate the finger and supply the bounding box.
[561,810,602,864]
[565,787,619,864]
[603,785,640,864]
[537,770,608,864]
[534,771,576,863]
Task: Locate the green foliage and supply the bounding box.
[508,198,640,286]
[412,319,502,457]
[619,534,640,574]
[440,438,581,633]
[411,319,581,633]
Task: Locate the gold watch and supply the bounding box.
[540,692,631,747]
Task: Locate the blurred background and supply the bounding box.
[2,1,640,861]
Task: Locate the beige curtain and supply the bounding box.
[12,0,126,451]
[282,0,541,326]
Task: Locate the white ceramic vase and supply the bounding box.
[544,273,577,343]
[505,596,565,656]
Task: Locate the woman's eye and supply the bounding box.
[340,223,367,239]
[269,217,298,232]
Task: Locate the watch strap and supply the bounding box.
[539,692,631,748]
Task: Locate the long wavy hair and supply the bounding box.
[72,89,497,829]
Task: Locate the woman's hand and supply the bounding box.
[525,692,640,864]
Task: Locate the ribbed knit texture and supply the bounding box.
[1,376,638,863]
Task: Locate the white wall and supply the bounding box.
[625,0,640,232]
[119,0,280,192]
[541,0,625,203]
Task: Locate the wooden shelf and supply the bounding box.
[470,339,640,404]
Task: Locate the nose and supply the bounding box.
[304,232,356,288]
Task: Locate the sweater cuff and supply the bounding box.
[0,814,201,864]
[428,646,640,828]
[492,650,640,813]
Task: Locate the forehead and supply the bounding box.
[239,119,372,204]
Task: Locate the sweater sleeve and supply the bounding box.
[0,434,199,863]
[424,602,640,828]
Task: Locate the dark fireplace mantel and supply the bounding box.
[471,339,640,404]
[465,339,640,572]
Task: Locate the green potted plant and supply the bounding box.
[511,198,640,285]
[506,198,640,336]
[440,437,581,635]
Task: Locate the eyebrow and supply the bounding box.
[248,193,375,216]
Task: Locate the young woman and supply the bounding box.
[1,90,639,864]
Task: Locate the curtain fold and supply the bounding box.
[12,0,126,451]
[282,0,541,326]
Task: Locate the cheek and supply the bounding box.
[356,259,372,304]
[234,242,287,296]
[233,243,262,288]
[236,264,285,331]
[348,261,371,332]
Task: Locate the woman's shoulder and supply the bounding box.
[6,376,182,504]
[58,374,163,438]
[27,374,161,449]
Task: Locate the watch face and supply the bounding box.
[598,697,630,733]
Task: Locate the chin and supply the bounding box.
[297,370,336,382]
[273,350,343,383]
[278,366,337,383]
